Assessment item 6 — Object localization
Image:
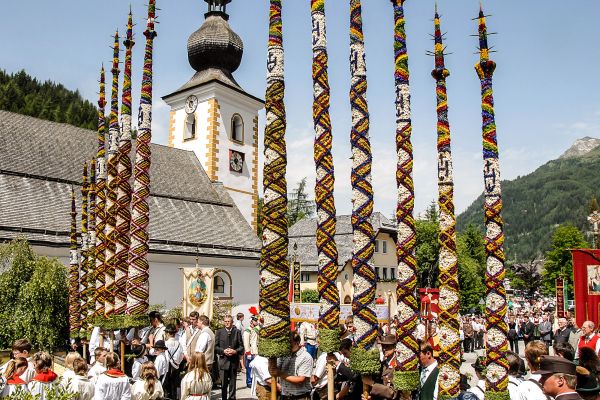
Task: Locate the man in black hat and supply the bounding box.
[538,355,582,400]
[576,366,600,400]
[361,335,398,400]
[467,356,486,400]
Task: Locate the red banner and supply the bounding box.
[419,288,440,320]
[571,249,600,327]
[556,278,565,318]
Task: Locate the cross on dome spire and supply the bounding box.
[205,0,231,15]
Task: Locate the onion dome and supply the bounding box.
[187,0,243,77]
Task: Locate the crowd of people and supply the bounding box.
[2,309,600,400]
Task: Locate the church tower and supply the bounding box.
[163,0,263,231]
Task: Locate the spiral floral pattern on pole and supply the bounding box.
[431,10,461,399]
[390,0,419,391]
[475,7,509,400]
[258,0,291,358]
[114,11,135,316]
[105,31,120,317]
[348,0,379,374]
[69,188,80,338]
[128,0,157,317]
[85,159,96,337]
[95,66,107,318]
[311,0,339,352]
[79,163,90,336]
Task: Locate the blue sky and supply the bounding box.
[1,1,599,217]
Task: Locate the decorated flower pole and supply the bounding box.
[259,1,290,397]
[115,11,135,318]
[79,163,90,337]
[348,0,379,379]
[69,188,81,338]
[476,6,509,399]
[84,159,97,338]
[311,1,339,398]
[95,66,107,319]
[128,0,157,319]
[391,0,419,392]
[431,8,461,399]
[105,31,121,321]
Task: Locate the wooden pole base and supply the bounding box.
[269,357,278,400]
[327,361,335,400]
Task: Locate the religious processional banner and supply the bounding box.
[290,303,389,323]
[572,249,600,327]
[182,268,216,320]
[556,278,565,318]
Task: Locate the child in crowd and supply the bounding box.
[180,352,213,400]
[28,352,59,399]
[94,353,131,400]
[131,361,164,400]
[88,347,108,383]
[63,358,94,400]
[0,357,29,396]
[131,344,148,381]
[61,351,82,383]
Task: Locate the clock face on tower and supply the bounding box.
[229,150,244,173]
[185,95,198,114]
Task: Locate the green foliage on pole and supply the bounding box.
[542,224,589,295]
[0,238,68,351]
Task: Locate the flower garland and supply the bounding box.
[258,0,291,358]
[391,0,419,392]
[105,31,121,317]
[311,0,340,353]
[431,9,461,399]
[114,12,135,316]
[128,0,157,318]
[79,163,90,337]
[95,66,107,318]
[475,6,509,400]
[348,0,379,374]
[68,188,80,338]
[84,159,97,337]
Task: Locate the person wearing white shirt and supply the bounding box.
[299,321,318,360]
[506,351,524,400]
[87,347,108,384]
[249,355,273,400]
[131,361,164,400]
[180,352,213,400]
[130,344,148,381]
[311,351,345,399]
[467,357,486,400]
[195,315,216,370]
[63,358,94,400]
[163,325,185,399]
[152,340,169,384]
[94,353,131,400]
[517,341,548,400]
[1,339,36,384]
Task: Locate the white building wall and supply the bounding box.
[169,101,211,168]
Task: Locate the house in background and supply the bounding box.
[288,212,400,315]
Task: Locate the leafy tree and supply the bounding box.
[287,177,315,227]
[415,208,440,288]
[300,289,319,303]
[0,239,69,351]
[542,224,589,297]
[457,235,485,312]
[0,69,97,130]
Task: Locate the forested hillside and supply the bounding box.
[457,147,600,263]
[0,69,97,129]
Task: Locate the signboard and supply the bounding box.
[290,303,390,323]
[556,277,565,318]
[293,262,301,303]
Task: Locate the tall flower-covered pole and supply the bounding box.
[311,0,339,353]
[348,0,379,375]
[431,8,461,399]
[95,66,107,318]
[258,0,291,360]
[84,159,97,336]
[69,188,81,338]
[476,6,509,399]
[105,32,121,317]
[115,11,135,316]
[128,0,157,317]
[391,0,419,392]
[79,163,90,336]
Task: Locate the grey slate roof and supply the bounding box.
[288,212,396,272]
[0,111,260,258]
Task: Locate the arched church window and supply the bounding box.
[184,114,196,141]
[231,114,243,143]
[214,275,225,294]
